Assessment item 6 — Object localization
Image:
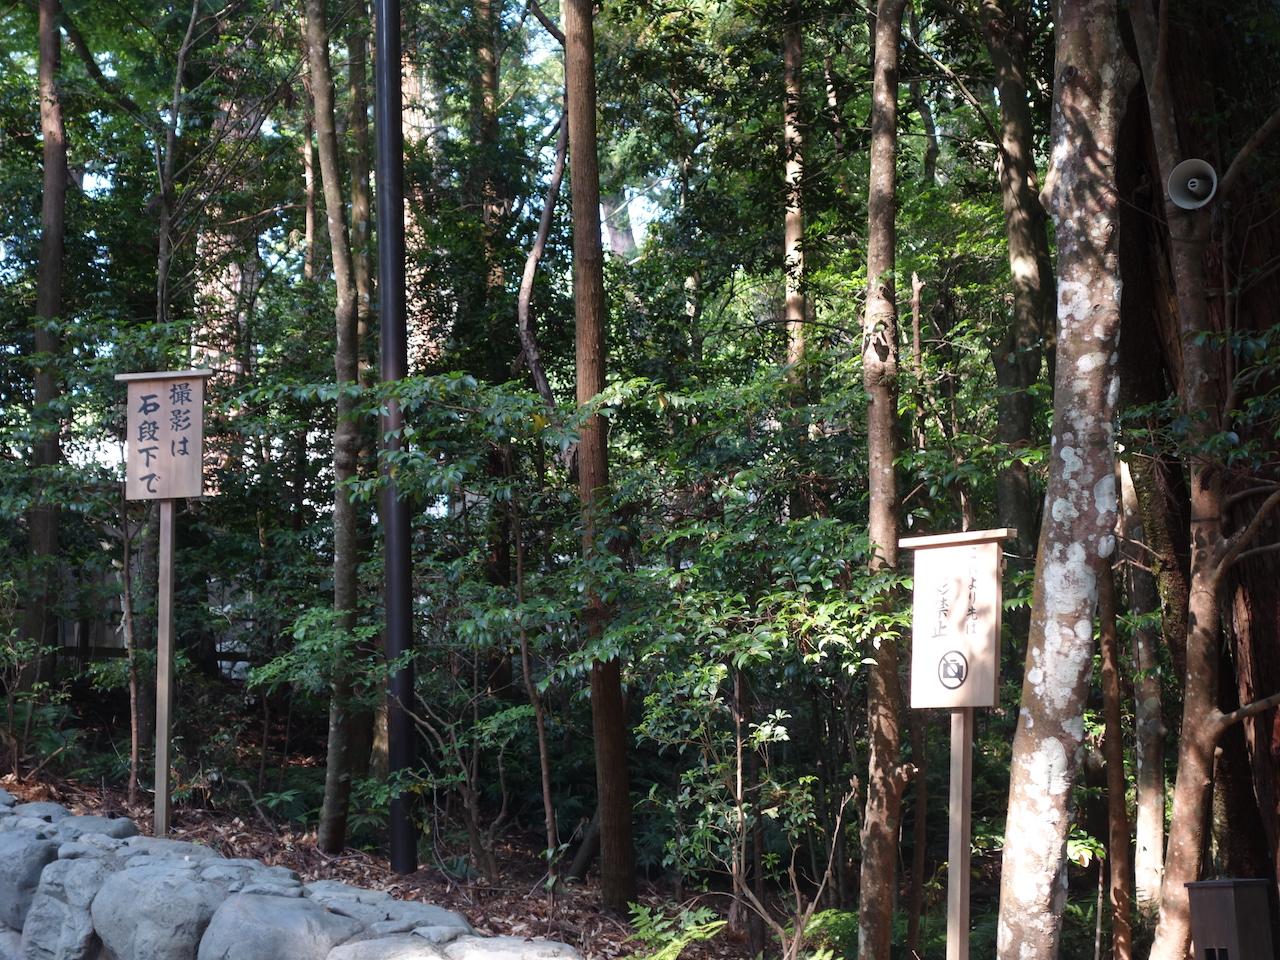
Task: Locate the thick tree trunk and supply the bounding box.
[1126,4,1280,956]
[22,0,68,689]
[995,3,1134,957]
[306,0,363,855]
[564,0,636,909]
[857,2,908,959]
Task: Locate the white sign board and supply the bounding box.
[903,530,1007,708]
[116,370,211,500]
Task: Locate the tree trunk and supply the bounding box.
[995,3,1134,956]
[1118,460,1165,910]
[783,6,804,378]
[306,0,363,855]
[564,0,636,909]
[22,0,69,690]
[857,2,908,959]
[977,0,1056,568]
[1127,4,1280,955]
[1099,562,1133,960]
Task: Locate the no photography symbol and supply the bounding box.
[938,651,969,689]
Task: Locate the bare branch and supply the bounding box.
[1219,102,1280,199]
[528,0,564,45]
[1234,540,1280,566]
[1219,486,1280,573]
[1221,481,1280,512]
[1220,689,1280,728]
[60,10,147,121]
[902,30,1002,150]
[514,113,567,407]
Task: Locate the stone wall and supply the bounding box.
[0,789,582,960]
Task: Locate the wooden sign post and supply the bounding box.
[116,370,211,837]
[901,528,1013,960]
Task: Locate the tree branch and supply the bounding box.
[58,8,147,121]
[902,30,1002,150]
[528,0,564,45]
[1219,486,1280,573]
[1219,102,1280,199]
[1220,689,1280,728]
[513,112,567,407]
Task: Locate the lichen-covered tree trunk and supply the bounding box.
[995,3,1134,956]
[857,1,908,958]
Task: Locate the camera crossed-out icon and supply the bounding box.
[938,651,969,690]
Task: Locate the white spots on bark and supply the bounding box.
[1059,446,1083,479]
[1094,473,1117,522]
[1059,279,1092,321]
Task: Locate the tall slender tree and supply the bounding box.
[305,0,364,854]
[21,0,68,687]
[858,2,908,958]
[564,0,636,908]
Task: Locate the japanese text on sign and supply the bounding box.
[905,534,1004,709]
[117,371,210,500]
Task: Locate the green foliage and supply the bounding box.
[627,904,728,960]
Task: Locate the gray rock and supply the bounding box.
[12,804,69,824]
[71,835,123,856]
[121,836,221,861]
[57,818,136,841]
[198,862,259,884]
[316,901,389,925]
[259,864,301,883]
[54,844,102,861]
[0,787,17,807]
[3,818,54,837]
[317,900,471,945]
[238,882,303,897]
[18,857,114,960]
[0,831,60,930]
[440,938,581,960]
[91,860,226,960]
[305,881,393,906]
[196,894,364,960]
[0,923,20,960]
[327,936,446,960]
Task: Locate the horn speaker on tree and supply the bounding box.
[1167,158,1218,209]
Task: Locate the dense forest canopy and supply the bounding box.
[3,0,1280,958]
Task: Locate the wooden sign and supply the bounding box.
[902,527,1013,960]
[903,529,1008,708]
[116,370,211,500]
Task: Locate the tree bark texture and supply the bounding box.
[23,0,68,686]
[977,0,1056,565]
[995,3,1133,957]
[857,2,908,959]
[306,0,363,855]
[783,5,804,375]
[1118,460,1165,910]
[565,0,636,908]
[1098,565,1132,960]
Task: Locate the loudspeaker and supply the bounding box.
[1167,158,1218,209]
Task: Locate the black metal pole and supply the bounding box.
[373,0,417,874]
